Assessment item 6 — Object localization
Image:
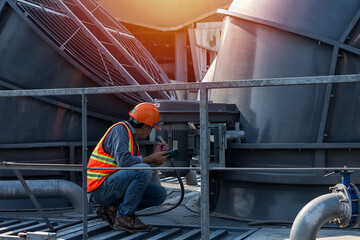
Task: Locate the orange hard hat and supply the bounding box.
[129,102,161,130]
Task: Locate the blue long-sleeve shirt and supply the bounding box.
[102,121,143,167]
[88,121,142,201]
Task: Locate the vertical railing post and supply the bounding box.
[199,87,210,239]
[81,93,88,240]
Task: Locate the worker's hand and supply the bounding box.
[156,142,169,153]
[143,151,168,165]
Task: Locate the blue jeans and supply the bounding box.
[90,163,166,218]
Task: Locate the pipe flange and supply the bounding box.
[331,184,352,228]
[350,183,360,227]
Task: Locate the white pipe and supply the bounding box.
[290,192,351,240]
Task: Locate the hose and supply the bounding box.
[137,158,185,216]
[135,136,186,216]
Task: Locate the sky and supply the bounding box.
[96,0,232,31]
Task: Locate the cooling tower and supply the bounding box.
[207,0,360,221]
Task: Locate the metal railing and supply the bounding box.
[1,73,360,239]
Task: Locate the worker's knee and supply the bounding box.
[156,186,167,205]
[134,163,152,180]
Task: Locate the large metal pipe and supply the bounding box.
[289,191,351,240]
[0,179,86,213]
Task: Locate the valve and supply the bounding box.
[327,169,360,228]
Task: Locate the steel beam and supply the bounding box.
[339,8,360,43]
[208,167,360,172]
[199,87,210,240]
[81,93,88,240]
[314,46,338,173]
[0,162,83,171]
[0,141,97,149]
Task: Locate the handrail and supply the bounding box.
[1,74,360,97]
[3,161,360,172]
[1,74,360,239]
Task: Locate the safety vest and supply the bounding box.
[87,122,139,192]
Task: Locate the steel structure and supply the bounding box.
[2,0,360,238]
[1,74,360,239]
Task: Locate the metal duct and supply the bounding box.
[0,179,86,213]
[0,0,177,182]
[205,0,360,221]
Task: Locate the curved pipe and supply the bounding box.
[0,179,88,213]
[290,192,351,240]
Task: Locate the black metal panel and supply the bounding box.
[156,100,240,123]
[155,100,240,178]
[212,177,330,221]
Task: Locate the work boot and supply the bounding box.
[96,205,117,228]
[113,213,152,233]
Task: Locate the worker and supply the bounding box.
[87,102,169,233]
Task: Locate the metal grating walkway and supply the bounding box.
[0,175,258,239]
[0,219,258,240]
[58,221,257,240]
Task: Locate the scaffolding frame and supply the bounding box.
[1,74,360,239]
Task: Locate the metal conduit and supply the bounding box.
[289,191,351,240]
[0,179,86,213]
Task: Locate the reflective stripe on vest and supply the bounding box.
[87,122,139,192]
